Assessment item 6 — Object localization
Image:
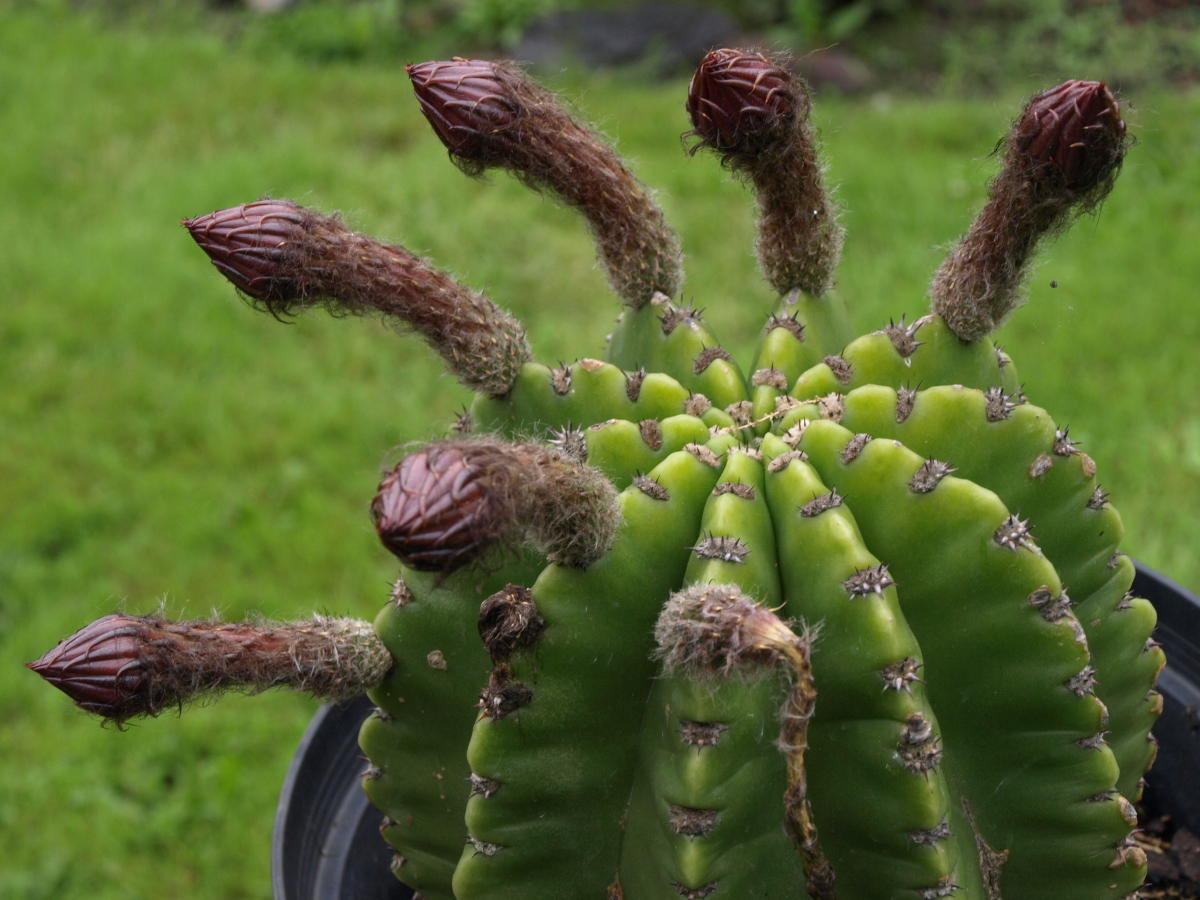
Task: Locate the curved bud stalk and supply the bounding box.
[372,438,620,574]
[184,200,530,396]
[656,585,833,899]
[407,58,682,308]
[687,49,844,300]
[27,613,389,725]
[931,80,1128,341]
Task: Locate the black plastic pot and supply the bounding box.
[271,563,1200,900]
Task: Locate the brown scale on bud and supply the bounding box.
[684,393,713,417]
[931,80,1128,341]
[1088,485,1110,510]
[895,386,917,422]
[655,585,832,898]
[983,386,1023,422]
[898,713,943,776]
[660,301,704,335]
[372,438,620,574]
[549,362,572,395]
[27,613,391,725]
[407,59,681,308]
[672,883,717,900]
[548,424,587,463]
[184,200,529,396]
[1029,586,1073,622]
[478,584,545,663]
[910,819,951,846]
[768,450,808,474]
[687,49,842,298]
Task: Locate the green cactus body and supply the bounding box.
[38,51,1159,900]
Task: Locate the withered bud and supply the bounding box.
[687,49,798,157]
[373,438,620,574]
[931,79,1129,341]
[184,200,307,304]
[656,584,807,678]
[407,58,682,308]
[654,585,832,897]
[184,199,529,396]
[28,613,390,725]
[685,48,842,299]
[406,58,520,161]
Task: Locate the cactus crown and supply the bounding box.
[32,52,1163,900]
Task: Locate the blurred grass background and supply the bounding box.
[2,1,1197,897]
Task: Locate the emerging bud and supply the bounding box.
[406,58,682,308]
[184,200,308,305]
[28,613,390,725]
[655,585,833,898]
[685,48,842,299]
[406,58,520,160]
[373,438,620,574]
[184,200,529,396]
[687,49,798,156]
[931,79,1129,341]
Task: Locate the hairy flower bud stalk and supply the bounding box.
[184,200,530,396]
[27,613,391,725]
[931,80,1128,341]
[407,58,682,309]
[655,585,834,899]
[372,438,620,574]
[687,49,843,298]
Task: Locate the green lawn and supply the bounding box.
[2,7,1197,898]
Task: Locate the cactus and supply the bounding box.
[29,52,1164,899]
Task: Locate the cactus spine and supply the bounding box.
[30,52,1161,899]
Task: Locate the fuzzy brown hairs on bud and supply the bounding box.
[687,49,843,298]
[27,613,391,725]
[407,58,682,309]
[184,200,530,396]
[655,585,834,899]
[372,438,620,574]
[931,80,1128,341]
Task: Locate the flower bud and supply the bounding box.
[1016,79,1126,193]
[406,58,519,160]
[687,49,797,154]
[27,614,152,720]
[183,200,308,303]
[372,445,495,573]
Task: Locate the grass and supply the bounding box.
[2,6,1197,898]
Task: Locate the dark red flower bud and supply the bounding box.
[687,49,797,153]
[372,445,496,573]
[406,58,520,159]
[183,200,308,303]
[27,614,155,721]
[1016,80,1126,192]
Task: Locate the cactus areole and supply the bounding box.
[29,53,1163,899]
